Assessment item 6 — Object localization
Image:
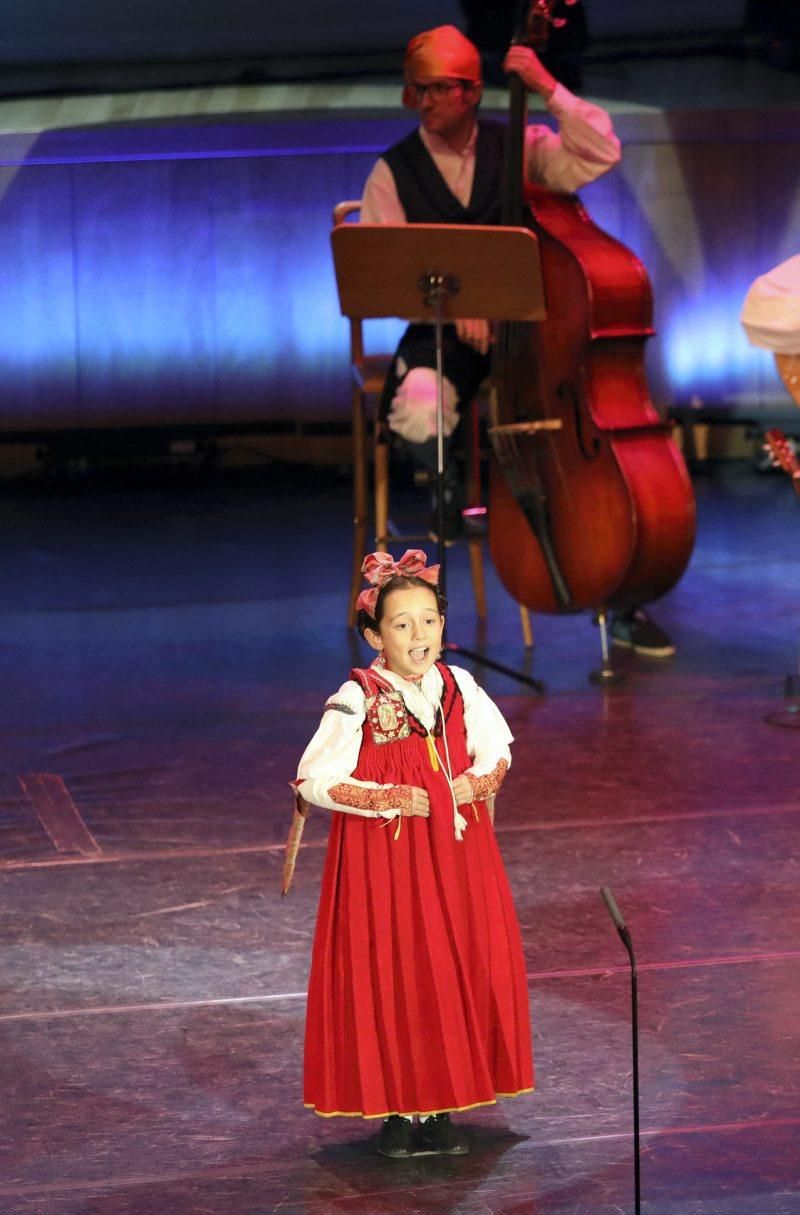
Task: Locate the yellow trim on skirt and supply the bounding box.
[305,1086,535,1120]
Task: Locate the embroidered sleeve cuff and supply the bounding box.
[328,782,414,817]
[467,759,508,801]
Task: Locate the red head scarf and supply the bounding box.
[403,25,482,86]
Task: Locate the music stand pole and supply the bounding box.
[435,286,446,578]
[418,271,545,690]
[417,271,453,582]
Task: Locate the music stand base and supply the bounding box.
[443,642,545,693]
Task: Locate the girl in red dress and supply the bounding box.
[293,549,533,1157]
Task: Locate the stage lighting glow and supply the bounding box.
[0,117,796,430]
[663,297,768,394]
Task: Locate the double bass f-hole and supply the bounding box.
[557,380,601,461]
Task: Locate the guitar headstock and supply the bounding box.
[764,428,799,477]
[764,429,800,498]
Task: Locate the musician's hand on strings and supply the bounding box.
[503,45,557,101]
[455,317,491,355]
[451,773,475,806]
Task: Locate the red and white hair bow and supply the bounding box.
[356,548,440,617]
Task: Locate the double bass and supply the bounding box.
[488,1,696,618]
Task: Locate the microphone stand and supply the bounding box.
[600,886,641,1215]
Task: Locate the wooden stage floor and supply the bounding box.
[0,457,798,1214]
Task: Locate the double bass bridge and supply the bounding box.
[488,419,563,493]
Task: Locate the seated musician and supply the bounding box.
[361,24,675,658]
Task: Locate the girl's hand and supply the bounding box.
[401,786,430,817]
[451,773,475,806]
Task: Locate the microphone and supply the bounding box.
[600,884,626,932]
[601,885,635,955]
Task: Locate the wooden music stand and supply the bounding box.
[332,223,545,325]
[331,222,548,690]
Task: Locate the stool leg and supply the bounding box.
[466,398,486,619]
[374,423,390,551]
[468,539,487,619]
[348,388,368,627]
[466,398,481,511]
[519,605,534,649]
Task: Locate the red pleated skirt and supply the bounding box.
[303,667,533,1119]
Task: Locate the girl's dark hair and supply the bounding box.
[356,574,447,639]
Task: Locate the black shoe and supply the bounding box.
[428,513,463,545]
[609,609,675,658]
[377,1115,415,1158]
[417,1113,469,1155]
[428,478,464,545]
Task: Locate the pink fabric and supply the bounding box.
[356,548,440,618]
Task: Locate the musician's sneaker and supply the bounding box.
[428,517,462,546]
[609,609,675,658]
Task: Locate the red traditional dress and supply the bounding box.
[299,660,533,1119]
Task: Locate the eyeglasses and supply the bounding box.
[407,80,472,102]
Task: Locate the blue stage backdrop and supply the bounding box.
[0,107,797,435]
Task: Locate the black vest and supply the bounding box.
[382,119,505,226]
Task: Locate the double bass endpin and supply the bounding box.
[590,610,626,687]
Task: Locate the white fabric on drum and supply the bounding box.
[741,255,800,354]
